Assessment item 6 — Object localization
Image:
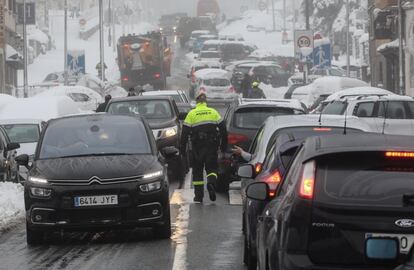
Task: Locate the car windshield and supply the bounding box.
[39,116,151,159]
[107,100,174,121]
[234,107,298,129]
[200,52,220,58]
[2,124,40,144]
[203,78,230,87]
[316,152,414,207]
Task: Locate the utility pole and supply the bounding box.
[64,0,68,86]
[398,0,405,95]
[23,0,28,97]
[346,0,350,77]
[305,0,310,31]
[99,0,105,81]
[112,1,116,52]
[283,0,286,31]
[271,0,276,32]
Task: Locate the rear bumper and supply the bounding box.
[280,253,394,270]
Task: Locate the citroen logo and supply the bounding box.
[89,176,103,185]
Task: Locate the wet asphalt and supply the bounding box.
[0,39,244,270]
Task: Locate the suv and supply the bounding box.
[248,134,414,269]
[106,96,187,182]
[17,114,175,245]
[322,95,414,135]
[235,62,291,88]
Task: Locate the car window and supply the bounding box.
[312,69,325,76]
[405,101,414,119]
[322,101,347,115]
[353,102,375,117]
[2,124,40,144]
[249,126,264,155]
[277,147,304,197]
[107,100,174,121]
[315,152,414,207]
[68,93,91,102]
[233,107,296,129]
[39,117,152,159]
[377,101,408,119]
[45,73,58,81]
[263,143,276,170]
[329,69,344,76]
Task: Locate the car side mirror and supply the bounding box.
[161,146,179,159]
[365,237,399,262]
[246,182,269,201]
[237,164,254,178]
[179,111,188,120]
[7,142,20,151]
[15,154,29,167]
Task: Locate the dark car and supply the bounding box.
[250,64,291,88]
[247,134,414,270]
[17,114,176,245]
[217,100,305,192]
[239,126,364,269]
[221,43,250,62]
[106,96,187,182]
[0,126,20,182]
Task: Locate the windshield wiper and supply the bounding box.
[59,153,134,158]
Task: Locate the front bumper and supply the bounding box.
[25,180,169,230]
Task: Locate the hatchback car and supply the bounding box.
[217,99,305,191]
[194,68,235,98]
[17,114,175,245]
[248,134,414,270]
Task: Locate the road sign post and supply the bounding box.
[294,30,314,84]
[67,50,86,77]
[313,39,332,68]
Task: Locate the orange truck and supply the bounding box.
[117,32,172,90]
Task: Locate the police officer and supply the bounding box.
[180,91,228,203]
[248,81,266,99]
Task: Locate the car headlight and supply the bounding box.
[28,176,48,184]
[30,187,52,197]
[143,170,163,180]
[139,181,162,193]
[160,27,163,31]
[160,126,178,139]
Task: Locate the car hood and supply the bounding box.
[147,118,177,130]
[34,155,161,180]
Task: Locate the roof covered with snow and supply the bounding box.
[194,68,230,79]
[325,87,394,102]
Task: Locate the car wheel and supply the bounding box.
[26,223,44,245]
[152,204,171,239]
[243,234,249,265]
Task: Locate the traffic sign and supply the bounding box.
[313,39,331,68]
[17,3,36,25]
[294,30,314,62]
[258,1,267,11]
[67,50,85,76]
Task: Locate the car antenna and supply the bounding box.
[343,99,349,135]
[382,100,389,135]
[318,99,334,127]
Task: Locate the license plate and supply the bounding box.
[366,233,414,253]
[74,195,118,207]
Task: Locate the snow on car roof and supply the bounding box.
[192,60,222,68]
[143,90,183,96]
[238,61,280,68]
[0,96,81,121]
[203,40,226,45]
[0,118,43,125]
[294,76,368,95]
[191,30,211,34]
[194,69,230,79]
[34,85,103,100]
[325,87,394,102]
[240,98,305,112]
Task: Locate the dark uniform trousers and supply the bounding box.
[192,141,219,198]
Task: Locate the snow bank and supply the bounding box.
[0,182,24,232]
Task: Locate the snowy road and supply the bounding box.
[0,40,245,270]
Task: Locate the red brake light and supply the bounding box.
[385,152,414,158]
[228,133,248,145]
[299,161,316,199]
[229,86,235,93]
[154,73,161,79]
[313,128,332,131]
[122,77,129,82]
[265,170,281,197]
[255,163,263,174]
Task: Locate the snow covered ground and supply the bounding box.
[219,10,294,57]
[0,183,24,232]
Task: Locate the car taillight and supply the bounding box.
[264,170,281,197]
[299,160,316,199]
[154,73,161,79]
[385,151,414,158]
[255,163,263,174]
[313,128,332,131]
[122,77,129,82]
[229,86,235,93]
[228,133,248,145]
